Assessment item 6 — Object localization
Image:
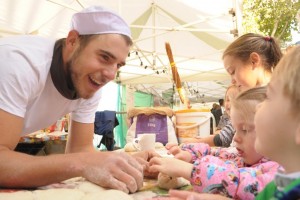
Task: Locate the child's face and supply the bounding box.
[231,107,263,165]
[224,87,238,115]
[223,55,259,92]
[254,78,296,163]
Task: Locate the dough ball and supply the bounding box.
[155,142,164,149]
[59,177,105,194]
[124,142,138,152]
[76,180,105,194]
[157,173,190,190]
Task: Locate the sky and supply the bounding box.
[292,30,300,44]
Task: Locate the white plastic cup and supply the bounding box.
[133,133,156,151]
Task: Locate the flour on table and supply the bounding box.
[0,177,132,200]
[84,190,133,200]
[33,189,85,200]
[0,191,33,200]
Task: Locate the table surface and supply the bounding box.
[5,144,191,199]
[0,177,192,200]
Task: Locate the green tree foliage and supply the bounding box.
[243,0,300,43]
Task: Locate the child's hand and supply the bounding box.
[132,150,161,178]
[165,143,192,163]
[149,157,193,180]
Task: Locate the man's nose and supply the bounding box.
[103,64,118,80]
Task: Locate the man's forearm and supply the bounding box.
[0,150,82,188]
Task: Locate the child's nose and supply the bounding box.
[233,132,241,143]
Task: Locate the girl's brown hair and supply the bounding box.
[223,33,283,72]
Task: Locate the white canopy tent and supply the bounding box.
[0,0,242,104]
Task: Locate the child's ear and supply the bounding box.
[249,52,260,69]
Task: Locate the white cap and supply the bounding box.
[70,6,131,38]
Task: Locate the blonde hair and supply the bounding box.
[224,84,239,101]
[231,86,267,123]
[223,33,283,72]
[272,45,300,117]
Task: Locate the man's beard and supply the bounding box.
[50,39,79,100]
[66,59,94,100]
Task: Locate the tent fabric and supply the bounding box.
[0,0,240,103]
[115,84,127,148]
[134,92,154,107]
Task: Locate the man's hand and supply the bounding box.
[132,150,161,178]
[81,151,143,194]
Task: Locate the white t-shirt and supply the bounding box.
[0,35,102,135]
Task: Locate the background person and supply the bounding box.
[182,85,239,147]
[211,103,222,127]
[219,98,225,115]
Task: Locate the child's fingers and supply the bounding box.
[165,142,179,149]
[168,146,181,156]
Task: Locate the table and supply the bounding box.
[5,143,192,199]
[132,178,192,199]
[0,177,192,200]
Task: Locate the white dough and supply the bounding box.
[124,142,138,152]
[157,173,190,190]
[155,142,164,149]
[124,142,165,152]
[33,189,85,200]
[0,191,33,200]
[77,180,105,194]
[84,190,133,200]
[0,178,139,200]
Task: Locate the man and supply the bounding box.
[0,6,151,193]
[219,98,225,115]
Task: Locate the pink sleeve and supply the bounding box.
[182,144,243,166]
[190,156,280,199]
[181,143,212,162]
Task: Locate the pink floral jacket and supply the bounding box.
[181,143,281,200]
